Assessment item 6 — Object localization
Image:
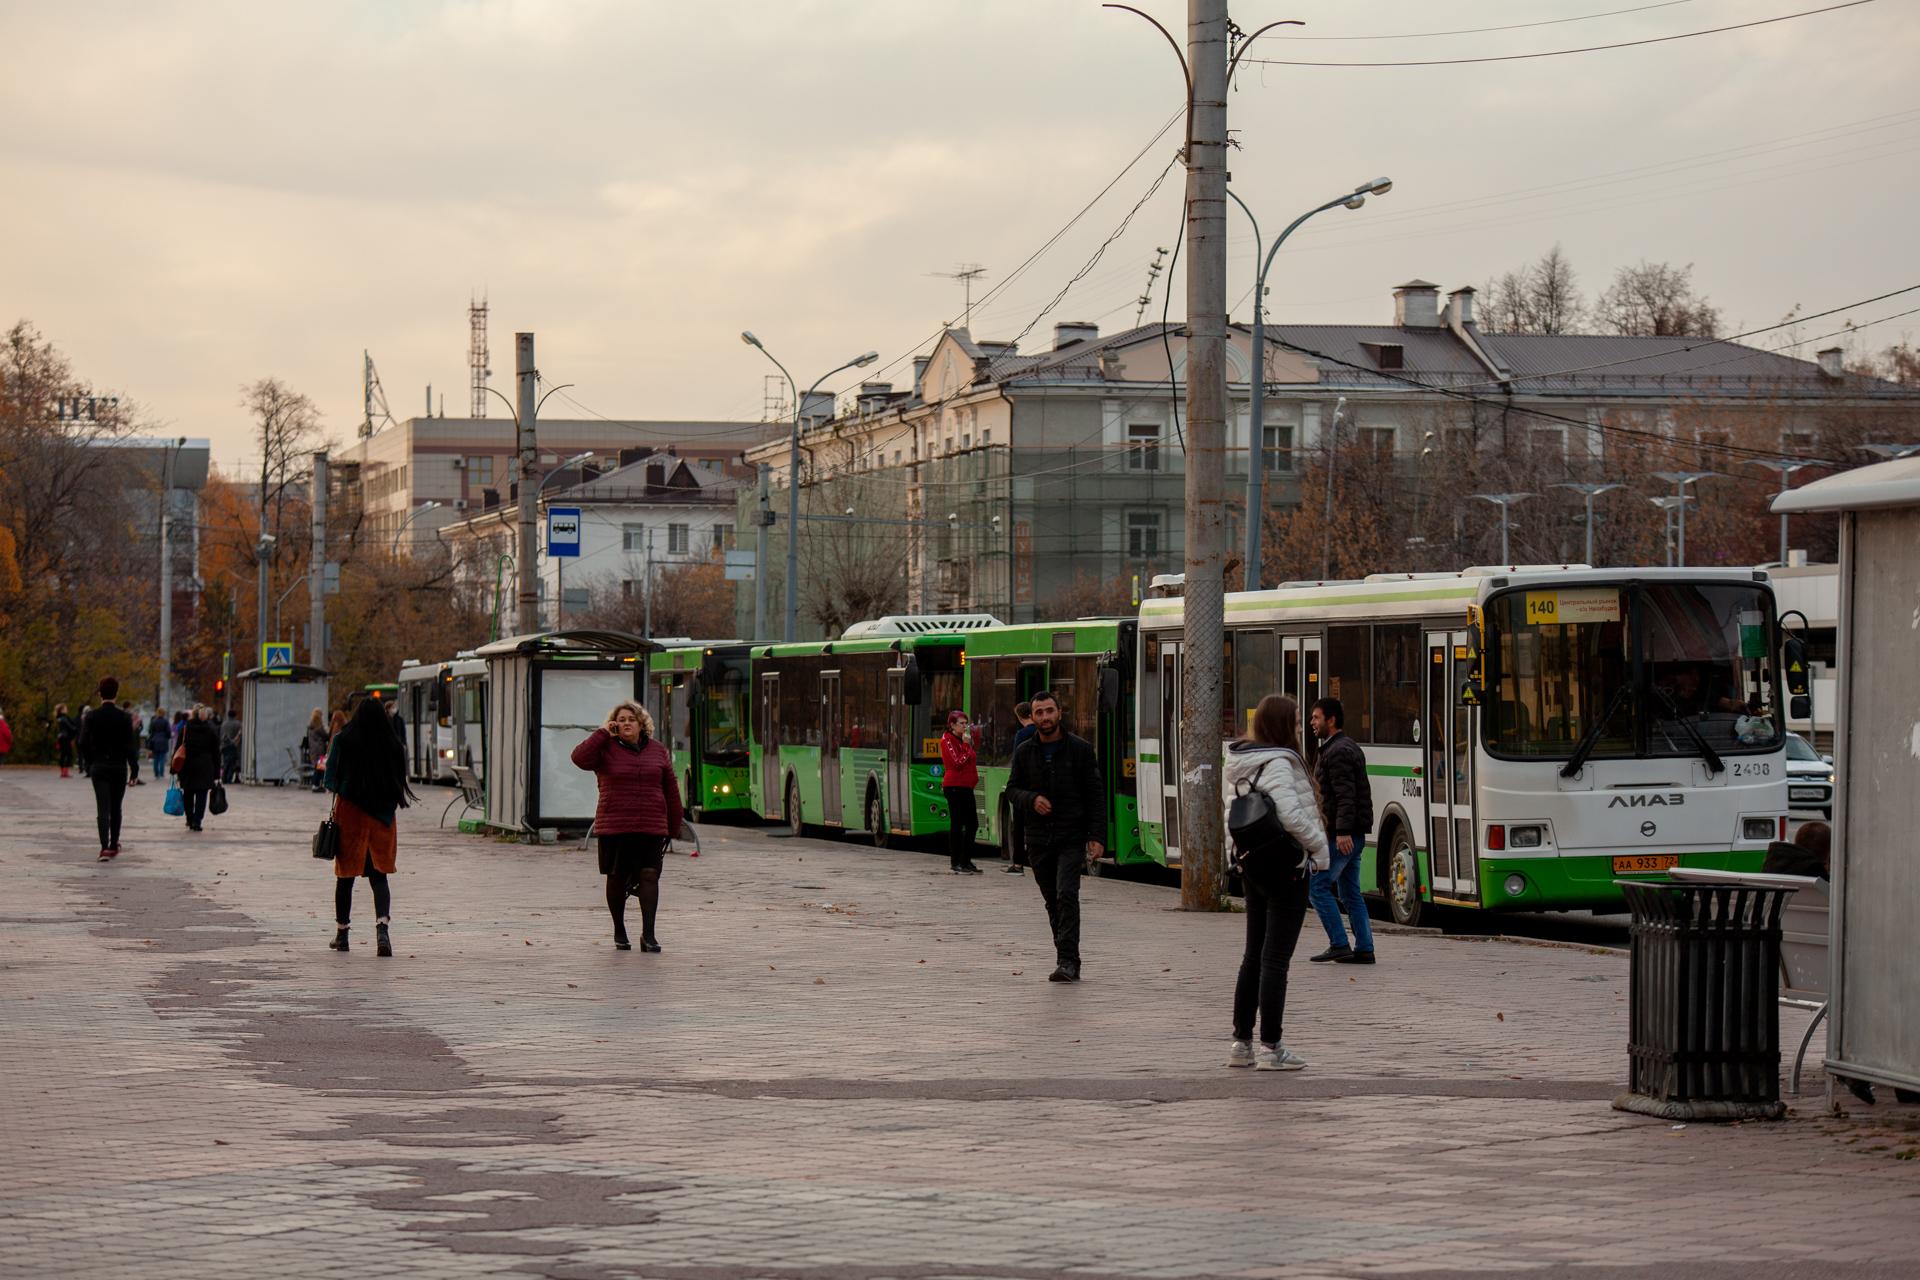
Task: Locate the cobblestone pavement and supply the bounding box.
[3,768,1917,1280]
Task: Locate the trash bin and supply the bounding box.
[1613,875,1800,1121]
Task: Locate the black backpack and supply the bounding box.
[1228,755,1307,889]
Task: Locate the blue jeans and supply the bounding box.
[1309,842,1374,953]
[151,752,165,779]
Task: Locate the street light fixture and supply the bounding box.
[1743,459,1812,564]
[741,332,879,641]
[1652,471,1714,566]
[1647,496,1688,566]
[1229,178,1392,590]
[1472,493,1534,564]
[1552,481,1624,566]
[390,500,444,553]
[1861,442,1920,460]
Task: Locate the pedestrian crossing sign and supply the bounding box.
[262,642,294,674]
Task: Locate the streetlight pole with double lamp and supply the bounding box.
[1743,459,1811,564]
[1552,481,1623,566]
[1651,470,1714,566]
[740,332,878,641]
[1228,178,1391,590]
[1472,492,1533,564]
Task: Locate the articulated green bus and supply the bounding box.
[648,644,754,819]
[961,619,1149,866]
[748,618,998,843]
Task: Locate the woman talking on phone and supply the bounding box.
[572,699,683,952]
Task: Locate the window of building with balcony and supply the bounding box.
[1127,422,1162,471]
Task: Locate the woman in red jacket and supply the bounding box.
[940,709,983,874]
[571,699,683,951]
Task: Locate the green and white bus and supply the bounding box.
[961,619,1150,866]
[1137,567,1793,924]
[648,643,753,819]
[749,617,999,843]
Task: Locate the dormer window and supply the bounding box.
[1360,341,1405,370]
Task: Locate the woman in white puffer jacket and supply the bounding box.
[1222,693,1331,1071]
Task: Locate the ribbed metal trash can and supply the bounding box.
[1613,878,1794,1121]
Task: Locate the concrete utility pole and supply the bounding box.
[515,332,540,636]
[1179,0,1229,911]
[309,450,327,669]
[754,463,772,643]
[157,437,183,705]
[255,531,274,673]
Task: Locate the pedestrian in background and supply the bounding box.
[1307,697,1376,965]
[305,708,330,794]
[940,709,983,874]
[122,701,144,786]
[219,709,243,783]
[1224,694,1329,1072]
[323,695,414,956]
[54,704,77,777]
[1005,690,1104,983]
[147,709,171,780]
[572,700,682,952]
[1005,701,1036,874]
[76,703,93,777]
[176,706,221,832]
[77,679,135,860]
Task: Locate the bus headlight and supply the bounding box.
[1509,825,1545,849]
[1504,873,1527,897]
[1742,818,1776,841]
[720,784,731,795]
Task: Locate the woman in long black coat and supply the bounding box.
[176,705,222,832]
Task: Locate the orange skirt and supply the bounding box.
[332,795,398,878]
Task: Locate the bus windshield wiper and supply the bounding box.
[1647,684,1725,775]
[1560,681,1635,779]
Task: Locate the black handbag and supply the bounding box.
[208,782,228,816]
[312,796,341,860]
[1228,758,1306,887]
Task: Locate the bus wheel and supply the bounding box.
[1384,825,1425,928]
[866,789,890,849]
[784,777,803,839]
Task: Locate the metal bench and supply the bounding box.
[442,764,485,828]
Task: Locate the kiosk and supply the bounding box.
[234,663,331,785]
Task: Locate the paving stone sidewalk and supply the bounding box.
[2,768,1916,1280]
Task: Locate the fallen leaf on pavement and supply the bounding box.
[813,977,826,985]
[1496,1011,1505,1021]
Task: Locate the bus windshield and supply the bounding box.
[702,657,749,763]
[1485,582,1782,762]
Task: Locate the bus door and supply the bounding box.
[820,671,842,826]
[887,668,910,827]
[1280,635,1322,709]
[758,672,780,817]
[1426,630,1477,900]
[1160,639,1182,861]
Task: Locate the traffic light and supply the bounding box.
[214,677,226,697]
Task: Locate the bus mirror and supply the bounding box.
[1099,667,1120,711]
[1458,676,1482,707]
[1790,694,1811,721]
[1781,631,1810,697]
[902,659,923,706]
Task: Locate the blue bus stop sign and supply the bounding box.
[547,506,582,558]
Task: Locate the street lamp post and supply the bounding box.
[1743,459,1811,564]
[1647,496,1687,566]
[1652,471,1714,566]
[1472,493,1534,564]
[1228,178,1391,590]
[1318,396,1349,580]
[740,333,878,641]
[1552,481,1623,566]
[254,532,276,670]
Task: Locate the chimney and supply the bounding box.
[1446,286,1476,329]
[645,462,666,490]
[1053,321,1099,351]
[618,447,649,467]
[912,356,931,399]
[1393,280,1442,329]
[1816,347,1844,379]
[799,389,835,427]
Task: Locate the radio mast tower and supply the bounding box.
[469,296,491,418]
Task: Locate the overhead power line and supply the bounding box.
[1263,0,1704,41]
[1241,0,1878,68]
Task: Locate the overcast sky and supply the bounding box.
[4,0,1915,470]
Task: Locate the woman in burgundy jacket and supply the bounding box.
[939,709,983,874]
[571,699,683,951]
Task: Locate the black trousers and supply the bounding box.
[944,787,978,867]
[185,787,210,827]
[1028,843,1084,967]
[91,772,126,849]
[1231,868,1311,1046]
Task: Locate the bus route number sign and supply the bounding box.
[1524,588,1619,626]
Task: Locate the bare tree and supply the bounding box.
[1481,245,1585,334]
[1040,570,1135,621]
[571,557,736,641]
[1595,261,1720,337]
[240,377,324,540]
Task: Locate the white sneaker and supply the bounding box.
[1254,1043,1307,1071]
[1227,1039,1254,1068]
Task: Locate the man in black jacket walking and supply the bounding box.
[1307,697,1376,964]
[1005,690,1104,982]
[77,677,137,861]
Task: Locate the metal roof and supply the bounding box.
[1773,456,1920,513]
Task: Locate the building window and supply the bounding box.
[712,523,733,552]
[982,428,993,446]
[1127,422,1161,471]
[621,579,641,599]
[465,455,494,485]
[1697,429,1732,465]
[1529,426,1568,464]
[1263,424,1294,472]
[1362,426,1396,459]
[1781,429,1817,454]
[1126,510,1162,558]
[622,524,646,552]
[961,433,971,450]
[668,523,689,555]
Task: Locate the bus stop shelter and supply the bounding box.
[234,664,331,785]
[1774,456,1920,1100]
[474,630,650,835]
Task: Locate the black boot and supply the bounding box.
[376,922,392,958]
[329,927,350,952]
[613,925,631,951]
